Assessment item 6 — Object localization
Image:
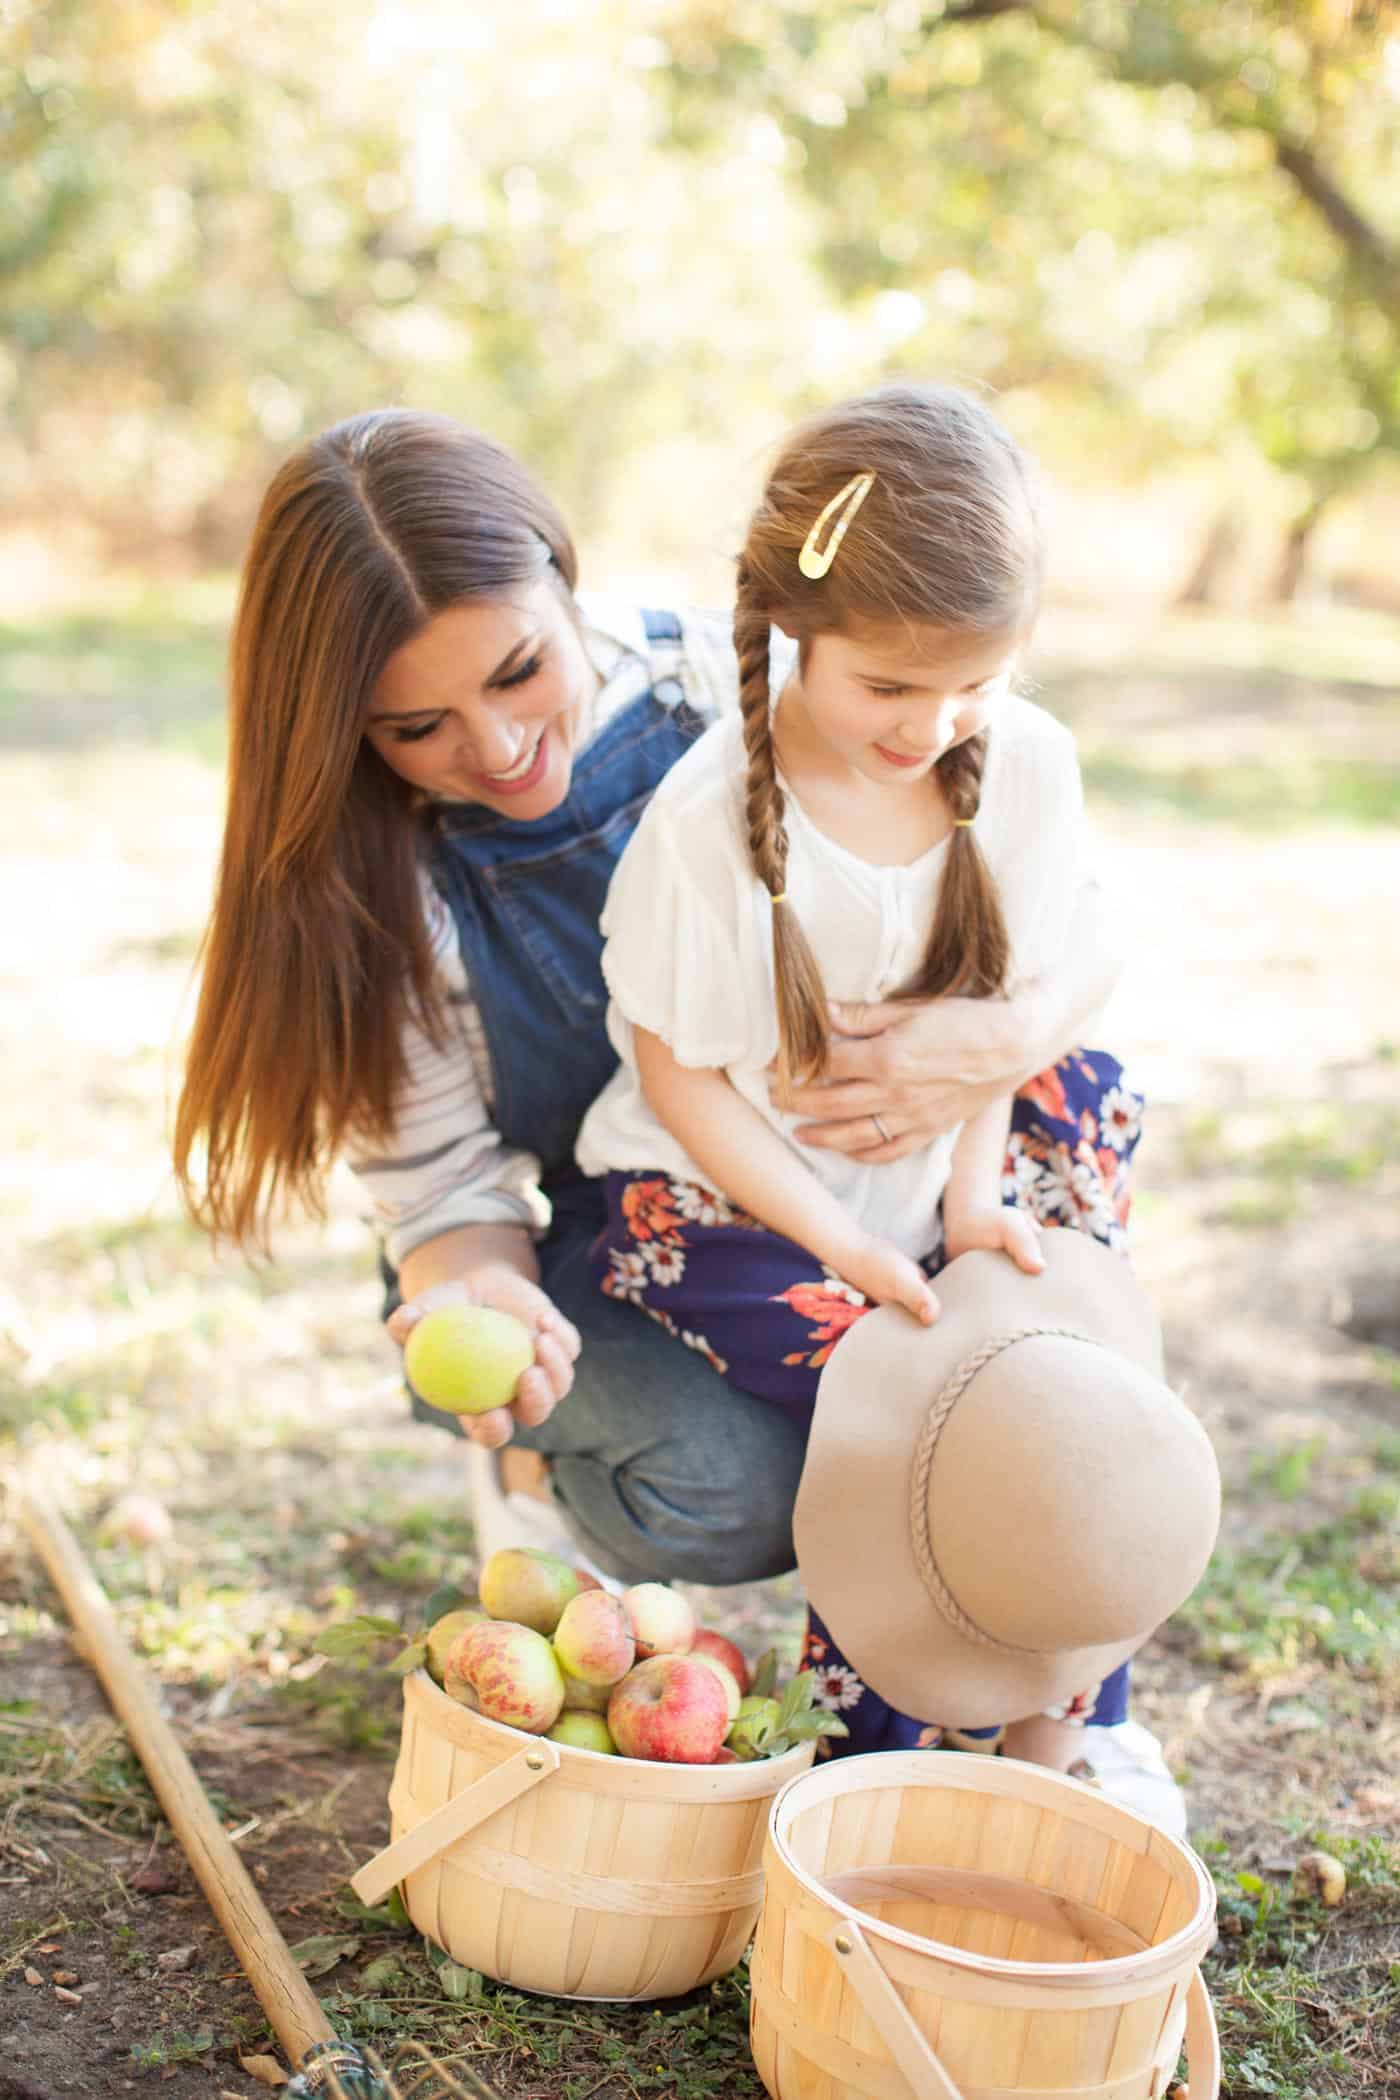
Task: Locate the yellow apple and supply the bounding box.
[404,1305,534,1415]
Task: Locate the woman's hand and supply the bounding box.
[777,991,1047,1161]
[943,1205,1045,1275]
[386,1262,581,1451]
[831,1231,941,1327]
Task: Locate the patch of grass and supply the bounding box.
[1081,751,1400,831]
[0,1374,110,1439]
[1196,1832,1400,2098]
[128,2026,217,2069]
[1180,1457,1400,1686]
[0,593,231,753]
[317,1953,766,2099]
[1177,1103,1399,1231]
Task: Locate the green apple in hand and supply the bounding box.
[404,1305,534,1415]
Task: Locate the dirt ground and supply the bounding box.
[1,601,1397,2098]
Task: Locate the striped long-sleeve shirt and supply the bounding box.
[343,597,747,1267]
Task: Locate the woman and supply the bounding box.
[174,407,1127,1591]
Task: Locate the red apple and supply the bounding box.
[452,1620,565,1733]
[607,1655,730,1764]
[552,1590,635,1687]
[690,1628,751,1696]
[691,1652,742,1723]
[621,1583,695,1660]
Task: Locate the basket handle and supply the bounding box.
[1183,1968,1221,2100]
[829,1918,965,2100]
[350,1738,560,1908]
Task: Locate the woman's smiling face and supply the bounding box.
[365,576,600,819]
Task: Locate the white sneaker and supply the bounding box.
[1070,1719,1189,1839]
[465,1443,620,1591]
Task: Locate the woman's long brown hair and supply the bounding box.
[736,383,1045,1093]
[173,410,577,1247]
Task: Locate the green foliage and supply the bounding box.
[4,1,1399,580]
[662,0,1400,570]
[1180,1456,1400,1685]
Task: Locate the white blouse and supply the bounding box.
[575,697,1086,1260]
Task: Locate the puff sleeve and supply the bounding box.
[597,756,765,1072]
[987,712,1089,991]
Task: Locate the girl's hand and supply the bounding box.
[943,1205,1045,1275]
[386,1264,582,1450]
[834,1232,941,1326]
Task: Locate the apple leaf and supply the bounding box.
[314,1615,404,1661]
[288,1933,361,1977]
[749,1649,779,1700]
[422,1584,473,1629]
[360,1956,404,1992]
[388,1639,429,1677]
[782,1709,849,1742]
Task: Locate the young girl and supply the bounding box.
[577,383,1154,1792]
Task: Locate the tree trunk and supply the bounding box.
[1176,509,1240,609]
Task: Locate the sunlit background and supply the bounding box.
[2,9,1399,2093]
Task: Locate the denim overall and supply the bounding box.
[396,611,811,1584]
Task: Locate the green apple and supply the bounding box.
[560,1671,612,1714]
[404,1305,534,1415]
[480,1547,579,1635]
[547,1710,618,1755]
[424,1608,485,1686]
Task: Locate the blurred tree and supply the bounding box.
[659,0,1400,598]
[0,0,833,565]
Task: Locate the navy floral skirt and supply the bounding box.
[591,1049,1144,1757]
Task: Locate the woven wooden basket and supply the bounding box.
[750,1750,1219,2100]
[351,1668,815,2001]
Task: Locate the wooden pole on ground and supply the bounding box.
[9,1478,498,2100]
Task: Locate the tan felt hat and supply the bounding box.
[793,1232,1221,1728]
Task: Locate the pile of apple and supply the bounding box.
[425,1548,791,1766]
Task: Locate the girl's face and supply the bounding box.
[365,576,599,820]
[780,622,1020,790]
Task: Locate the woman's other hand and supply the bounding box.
[386,1263,581,1449]
[943,1204,1045,1275]
[776,991,1046,1160]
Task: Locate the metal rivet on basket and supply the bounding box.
[526,1753,545,1771]
[833,1933,853,1956]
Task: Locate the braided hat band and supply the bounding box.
[907,1324,1098,1654]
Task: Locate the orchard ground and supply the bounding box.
[1,597,1397,2100]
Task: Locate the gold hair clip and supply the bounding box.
[797,473,875,580]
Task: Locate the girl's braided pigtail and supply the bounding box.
[734,561,831,1092]
[899,733,1011,1001]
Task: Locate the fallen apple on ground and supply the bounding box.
[403,1304,534,1415]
